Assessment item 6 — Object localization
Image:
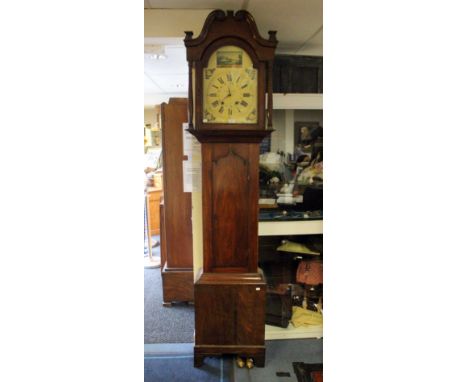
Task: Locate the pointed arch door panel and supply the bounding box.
[202,143,260,272]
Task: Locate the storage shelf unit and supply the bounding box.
[265,323,323,340]
[258,220,323,236]
[262,92,323,340]
[273,93,323,110]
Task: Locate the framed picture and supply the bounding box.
[294,121,323,160]
[216,50,243,67]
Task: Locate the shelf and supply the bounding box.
[265,323,323,340]
[258,220,323,236]
[273,93,323,110]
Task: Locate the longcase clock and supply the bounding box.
[184,9,277,368]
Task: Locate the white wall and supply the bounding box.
[144,108,157,127]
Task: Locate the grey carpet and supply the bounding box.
[144,343,234,382]
[144,340,322,382]
[144,253,195,343]
[234,339,323,382]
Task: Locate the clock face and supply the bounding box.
[203,46,258,124]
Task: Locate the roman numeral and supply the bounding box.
[243,93,250,97]
[217,77,224,84]
[204,110,215,121]
[219,106,224,113]
[212,85,219,89]
[208,93,217,97]
[247,110,257,120]
[228,108,232,116]
[212,100,219,107]
[226,73,232,82]
[241,84,248,89]
[245,68,256,80]
[240,100,248,107]
[205,69,216,80]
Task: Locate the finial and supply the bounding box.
[268,31,278,43]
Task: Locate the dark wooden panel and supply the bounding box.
[273,55,323,94]
[161,267,194,304]
[160,98,193,270]
[235,284,265,345]
[212,144,250,269]
[194,272,266,362]
[195,284,236,345]
[247,143,260,272]
[201,143,261,273]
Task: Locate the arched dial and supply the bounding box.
[203,46,258,124]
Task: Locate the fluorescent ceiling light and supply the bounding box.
[145,44,167,60]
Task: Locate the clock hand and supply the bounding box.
[222,89,232,101]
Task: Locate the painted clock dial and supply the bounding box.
[203,46,258,124]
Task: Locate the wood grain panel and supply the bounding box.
[212,144,250,269]
[160,98,193,270]
[194,273,266,346]
[236,283,265,345]
[201,143,261,273]
[195,284,235,345]
[161,267,194,304]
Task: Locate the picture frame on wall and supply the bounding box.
[294,121,323,161]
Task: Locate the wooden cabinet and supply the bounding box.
[261,89,324,340]
[273,55,323,94]
[160,98,194,304]
[146,187,162,236]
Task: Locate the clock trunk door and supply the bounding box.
[202,143,259,273]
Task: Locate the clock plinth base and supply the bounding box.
[161,264,194,304]
[194,272,266,368]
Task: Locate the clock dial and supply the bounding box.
[203,46,258,124]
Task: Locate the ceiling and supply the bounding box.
[144,0,322,108]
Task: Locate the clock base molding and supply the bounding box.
[194,272,266,367]
[161,265,194,304]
